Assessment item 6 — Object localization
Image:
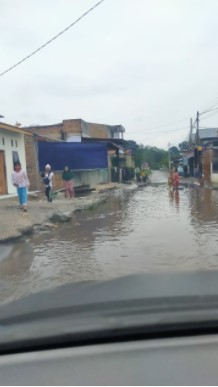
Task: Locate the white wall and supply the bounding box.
[211,157,218,183]
[66,134,81,142]
[211,173,218,184]
[75,169,109,188]
[0,129,27,194]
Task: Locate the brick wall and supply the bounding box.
[85,123,110,139]
[63,119,81,138]
[24,135,41,191]
[203,149,211,182]
[53,171,64,190]
[25,123,64,141]
[24,119,114,141]
[25,120,82,141]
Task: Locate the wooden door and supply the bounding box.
[0,151,7,195]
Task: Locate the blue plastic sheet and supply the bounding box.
[38,142,108,171]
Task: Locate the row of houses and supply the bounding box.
[181,127,218,184]
[0,118,135,195]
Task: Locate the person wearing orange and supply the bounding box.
[168,170,173,188]
[172,167,179,190]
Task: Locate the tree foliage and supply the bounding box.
[178,141,189,151]
[169,146,180,162]
[125,140,170,170]
[169,146,180,156]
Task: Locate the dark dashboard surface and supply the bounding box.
[1,335,218,385]
[1,272,218,385]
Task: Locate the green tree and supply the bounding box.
[125,140,169,170]
[178,141,189,151]
[161,154,169,168]
[169,146,180,157]
[125,140,139,154]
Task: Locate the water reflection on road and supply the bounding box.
[1,171,218,303]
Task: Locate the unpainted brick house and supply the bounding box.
[24,119,125,142]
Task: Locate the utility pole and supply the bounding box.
[196,111,200,137]
[190,118,193,138]
[168,142,171,170]
[195,111,200,177]
[188,118,193,147]
[185,118,193,177]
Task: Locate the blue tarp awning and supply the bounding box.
[38,141,108,171]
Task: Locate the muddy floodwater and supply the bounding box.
[1,171,218,303]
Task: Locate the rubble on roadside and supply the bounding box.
[0,182,137,243]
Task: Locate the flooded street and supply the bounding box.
[1,171,218,303]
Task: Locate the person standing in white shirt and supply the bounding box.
[11,162,30,212]
[43,164,54,203]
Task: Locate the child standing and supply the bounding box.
[11,162,30,212]
[62,166,75,199]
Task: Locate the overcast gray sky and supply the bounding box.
[1,0,218,148]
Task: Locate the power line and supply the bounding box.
[165,107,218,137]
[0,0,105,79]
[127,125,188,136]
[128,104,218,138]
[200,106,218,115]
[127,105,216,139]
[126,117,189,136]
[200,109,218,122]
[200,103,218,114]
[200,99,218,113]
[143,116,189,131]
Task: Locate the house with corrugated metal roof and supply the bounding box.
[198,128,218,142]
[181,127,218,181]
[23,118,134,186]
[195,127,218,183]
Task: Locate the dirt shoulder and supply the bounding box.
[0,183,137,243]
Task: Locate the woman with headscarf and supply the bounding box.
[42,164,54,202]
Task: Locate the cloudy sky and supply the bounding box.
[1,0,218,148]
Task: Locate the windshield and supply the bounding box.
[1,0,218,321]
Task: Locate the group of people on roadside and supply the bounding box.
[11,162,75,213]
[135,167,150,183]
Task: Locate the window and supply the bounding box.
[12,151,20,167]
[2,138,5,145]
[15,140,18,147]
[11,139,14,146]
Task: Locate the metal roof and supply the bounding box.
[0,122,32,136]
[82,137,126,147]
[199,128,218,139]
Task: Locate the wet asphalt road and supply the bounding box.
[1,171,218,303]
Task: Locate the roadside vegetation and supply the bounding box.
[126,140,180,170]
